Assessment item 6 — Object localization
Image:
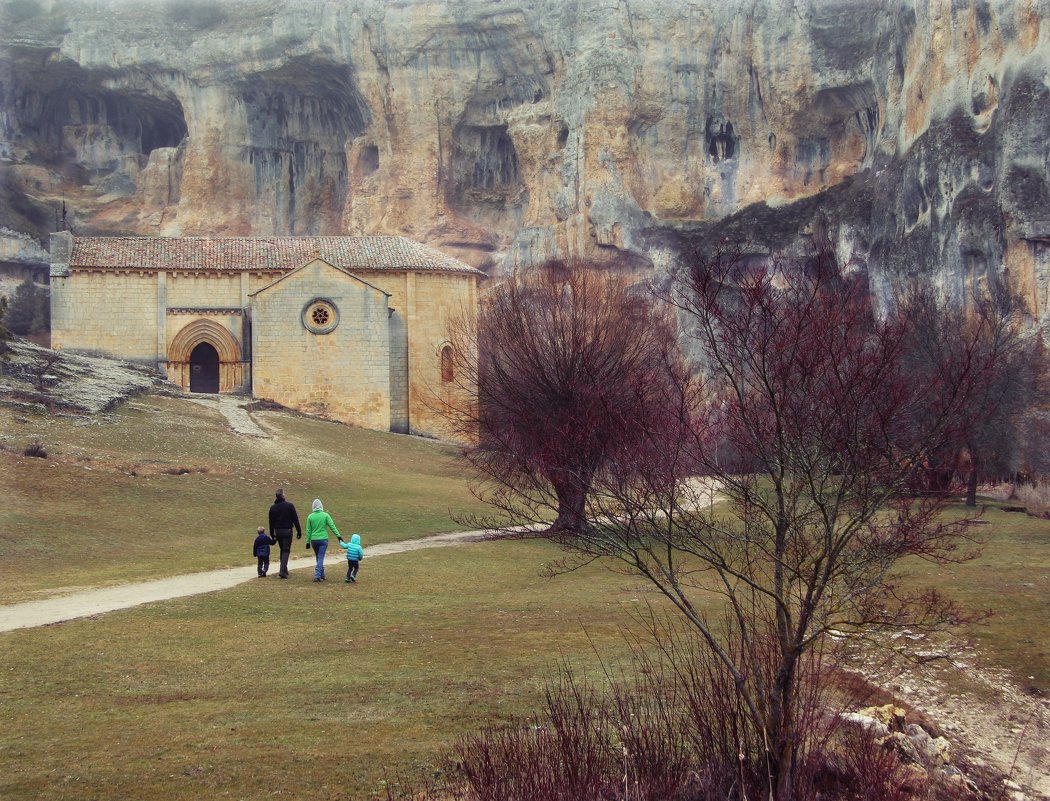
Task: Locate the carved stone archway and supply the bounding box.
[167,319,244,393]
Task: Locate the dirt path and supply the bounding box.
[186,394,270,437]
[0,530,489,634]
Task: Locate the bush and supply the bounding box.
[442,629,828,801]
[5,279,49,336]
[23,441,47,458]
[385,624,988,801]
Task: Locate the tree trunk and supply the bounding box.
[767,658,798,801]
[549,471,592,534]
[965,463,978,507]
[774,739,795,801]
[1008,472,1020,501]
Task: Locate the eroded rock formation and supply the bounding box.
[1,0,1048,320]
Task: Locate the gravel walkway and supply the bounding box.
[0,530,488,634]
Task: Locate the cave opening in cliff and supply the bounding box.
[706,119,737,162]
[447,122,526,233]
[137,99,188,155]
[447,122,526,232]
[238,60,372,234]
[359,145,379,176]
[451,125,522,195]
[10,84,188,174]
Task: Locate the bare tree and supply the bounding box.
[899,286,1044,505]
[441,260,679,532]
[447,244,1008,800]
[591,245,1007,799]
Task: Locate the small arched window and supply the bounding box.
[440,344,454,383]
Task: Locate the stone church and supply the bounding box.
[48,231,480,437]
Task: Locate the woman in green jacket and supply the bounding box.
[305,498,341,582]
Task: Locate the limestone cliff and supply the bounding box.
[1,0,1048,322]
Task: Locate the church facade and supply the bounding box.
[49,232,480,437]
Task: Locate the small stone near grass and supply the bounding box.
[859,703,908,732]
[899,763,929,794]
[839,711,890,736]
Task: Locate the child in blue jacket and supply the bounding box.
[253,526,277,577]
[337,533,364,583]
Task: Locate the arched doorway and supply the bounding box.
[168,319,243,394]
[189,342,220,393]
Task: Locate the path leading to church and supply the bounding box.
[186,394,270,437]
[0,530,489,634]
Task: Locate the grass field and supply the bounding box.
[900,503,1050,693]
[1,391,1048,798]
[0,540,654,800]
[1,394,492,603]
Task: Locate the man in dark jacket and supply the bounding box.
[268,488,302,579]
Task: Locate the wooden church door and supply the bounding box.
[190,342,220,393]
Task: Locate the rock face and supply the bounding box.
[1,0,1049,319]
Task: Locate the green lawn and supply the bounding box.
[1,393,1048,799]
[900,501,1050,692]
[1,395,492,603]
[0,540,655,800]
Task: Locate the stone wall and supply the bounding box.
[250,259,392,430]
[166,273,242,307]
[388,308,409,434]
[359,269,477,438]
[51,270,159,362]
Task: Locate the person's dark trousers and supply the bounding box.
[257,556,269,576]
[274,529,293,577]
[346,560,359,581]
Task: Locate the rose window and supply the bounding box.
[302,299,339,334]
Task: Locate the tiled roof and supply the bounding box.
[68,236,483,276]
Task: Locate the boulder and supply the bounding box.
[858,704,908,733]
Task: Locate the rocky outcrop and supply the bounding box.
[1,0,1048,318]
[0,339,164,414]
[839,704,976,795]
[0,227,49,296]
